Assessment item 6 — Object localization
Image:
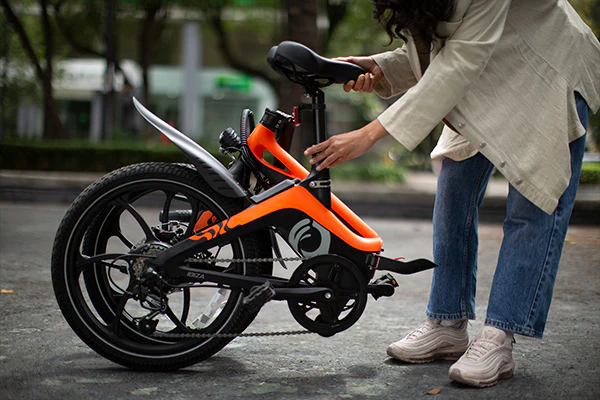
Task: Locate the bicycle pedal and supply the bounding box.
[367,273,399,300]
[243,281,276,314]
[373,273,399,287]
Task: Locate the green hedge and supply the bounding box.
[580,162,600,185]
[0,139,406,183]
[330,160,405,183]
[0,140,229,172]
[1,140,597,185]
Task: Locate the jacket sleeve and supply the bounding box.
[377,0,512,151]
[371,45,418,98]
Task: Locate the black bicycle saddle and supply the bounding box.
[267,41,367,88]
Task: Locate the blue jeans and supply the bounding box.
[426,93,589,338]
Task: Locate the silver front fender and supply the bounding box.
[133,97,246,198]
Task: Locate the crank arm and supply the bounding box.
[367,254,437,275]
[272,287,333,302]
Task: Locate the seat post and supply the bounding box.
[302,86,332,209]
[311,88,327,145]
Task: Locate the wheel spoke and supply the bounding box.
[114,198,157,242]
[160,191,175,225]
[76,253,130,273]
[180,288,191,324]
[114,227,135,249]
[110,287,133,336]
[184,203,200,238]
[165,305,192,333]
[103,205,135,249]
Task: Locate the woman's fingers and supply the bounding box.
[343,80,355,92]
[304,142,325,157]
[304,140,338,171]
[343,73,377,93]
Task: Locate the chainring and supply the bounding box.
[287,255,368,337]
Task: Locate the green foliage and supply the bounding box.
[330,159,405,183]
[588,111,600,152]
[571,0,600,38]
[580,162,600,184]
[321,2,398,132]
[0,139,227,172]
[0,138,406,183]
[1,1,48,133]
[569,0,600,150]
[325,0,393,58]
[3,139,596,185]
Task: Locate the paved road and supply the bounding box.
[1,202,599,399]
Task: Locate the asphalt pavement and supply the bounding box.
[0,198,599,399]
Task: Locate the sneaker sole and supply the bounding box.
[387,347,467,364]
[449,362,514,388]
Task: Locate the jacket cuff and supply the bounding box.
[372,49,418,97]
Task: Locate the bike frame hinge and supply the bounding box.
[308,180,331,189]
[366,253,380,270]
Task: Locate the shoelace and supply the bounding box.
[464,339,497,360]
[406,322,436,340]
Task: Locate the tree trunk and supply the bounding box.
[139,2,169,108]
[284,0,319,157]
[53,2,133,87]
[40,0,66,139]
[1,0,66,139]
[139,5,157,105]
[41,77,64,140]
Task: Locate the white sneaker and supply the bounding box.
[449,325,515,388]
[387,318,469,363]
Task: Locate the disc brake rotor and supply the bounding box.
[287,255,368,337]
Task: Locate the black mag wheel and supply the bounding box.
[51,162,269,371]
[287,255,368,337]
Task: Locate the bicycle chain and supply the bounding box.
[184,256,306,264]
[152,255,314,339]
[152,329,314,339]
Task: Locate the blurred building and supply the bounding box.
[17,58,276,141]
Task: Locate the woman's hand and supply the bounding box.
[304,119,389,170]
[334,56,383,93]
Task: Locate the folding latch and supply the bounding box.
[366,253,381,270]
[308,180,331,189]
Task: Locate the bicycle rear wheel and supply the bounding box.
[52,162,267,370]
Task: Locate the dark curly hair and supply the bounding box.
[372,0,456,47]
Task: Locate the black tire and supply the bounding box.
[51,162,267,371]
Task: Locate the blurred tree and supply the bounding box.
[1,0,66,139]
[137,0,170,106]
[192,0,352,154]
[54,0,170,122]
[322,0,349,53]
[194,0,279,92]
[571,0,600,38]
[192,0,352,102]
[0,12,43,139]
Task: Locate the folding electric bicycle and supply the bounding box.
[51,41,436,371]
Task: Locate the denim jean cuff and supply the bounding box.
[485,317,543,338]
[426,311,475,321]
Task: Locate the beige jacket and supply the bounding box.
[371,0,600,214]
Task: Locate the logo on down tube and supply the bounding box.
[288,218,331,258]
